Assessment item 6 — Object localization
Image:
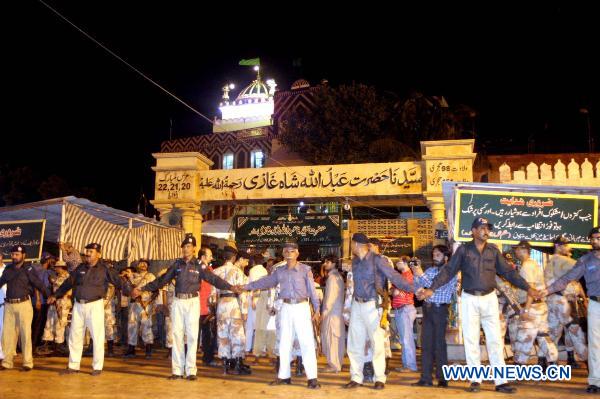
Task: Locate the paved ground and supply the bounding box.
[0,349,593,399]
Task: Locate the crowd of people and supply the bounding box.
[0,217,599,394]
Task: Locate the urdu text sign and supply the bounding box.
[455,189,598,248]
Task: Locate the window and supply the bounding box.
[251,150,264,168]
[222,153,234,170]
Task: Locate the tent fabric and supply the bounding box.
[0,196,183,261]
[64,203,130,261]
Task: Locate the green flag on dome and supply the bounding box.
[239,58,260,66]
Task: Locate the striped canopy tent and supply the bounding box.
[0,196,184,262]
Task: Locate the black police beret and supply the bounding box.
[181,235,197,247]
[351,233,369,244]
[85,243,102,251]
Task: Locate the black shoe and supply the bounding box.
[236,357,252,375]
[411,380,433,387]
[167,374,183,380]
[145,344,153,359]
[374,381,385,390]
[567,351,580,369]
[585,385,599,393]
[438,380,449,388]
[307,379,321,389]
[467,382,481,392]
[343,381,363,389]
[60,368,79,375]
[538,356,548,372]
[269,378,292,386]
[106,341,115,358]
[21,366,32,372]
[295,356,304,377]
[123,345,136,358]
[187,375,198,381]
[227,358,241,375]
[90,370,102,376]
[495,383,516,394]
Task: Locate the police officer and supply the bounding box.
[344,233,413,390]
[212,246,250,375]
[545,236,587,368]
[124,259,156,359]
[511,241,558,369]
[242,240,322,389]
[541,227,600,394]
[133,236,237,381]
[48,243,128,376]
[41,260,72,355]
[0,245,50,371]
[418,218,539,394]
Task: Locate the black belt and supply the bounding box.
[590,296,599,302]
[424,302,450,308]
[282,298,307,304]
[520,299,544,305]
[5,296,30,304]
[463,288,494,296]
[354,296,376,303]
[175,292,198,299]
[219,293,238,298]
[75,297,101,304]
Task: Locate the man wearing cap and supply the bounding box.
[124,259,156,359]
[212,246,250,375]
[132,236,238,380]
[512,240,558,369]
[541,227,600,394]
[242,241,322,389]
[41,260,72,355]
[344,233,414,390]
[418,218,539,394]
[0,245,50,371]
[545,235,587,368]
[48,243,128,376]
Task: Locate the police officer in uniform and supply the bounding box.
[0,245,50,371]
[212,246,250,375]
[48,243,128,376]
[545,236,587,368]
[344,233,413,390]
[418,218,540,394]
[133,236,238,381]
[541,227,600,394]
[124,259,156,359]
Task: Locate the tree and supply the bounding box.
[278,85,477,165]
[278,83,390,164]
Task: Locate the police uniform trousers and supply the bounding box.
[460,291,507,386]
[278,301,317,380]
[547,294,587,360]
[69,299,105,370]
[347,300,387,384]
[128,302,154,346]
[513,301,558,364]
[216,297,245,359]
[588,298,600,387]
[172,296,200,376]
[1,300,34,369]
[42,299,71,344]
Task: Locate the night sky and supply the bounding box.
[5,2,597,213]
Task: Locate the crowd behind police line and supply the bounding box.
[0,218,599,393]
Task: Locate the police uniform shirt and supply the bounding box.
[54,261,124,301]
[430,241,530,293]
[0,262,50,299]
[549,252,600,297]
[143,257,232,294]
[351,251,413,300]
